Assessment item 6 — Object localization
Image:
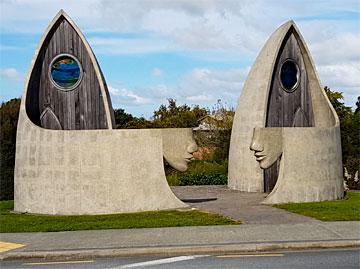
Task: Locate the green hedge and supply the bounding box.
[166,160,228,186]
[178,172,227,185]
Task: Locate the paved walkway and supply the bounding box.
[172,186,318,224]
[0,222,359,260]
[0,186,359,260]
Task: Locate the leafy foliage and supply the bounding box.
[178,173,227,186]
[166,160,228,186]
[325,87,359,189]
[114,108,153,129]
[194,100,234,162]
[114,99,208,129]
[0,98,20,200]
[113,108,134,128]
[152,98,208,128]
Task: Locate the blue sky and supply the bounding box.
[0,0,359,118]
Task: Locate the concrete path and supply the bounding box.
[172,186,318,224]
[0,186,359,260]
[0,222,359,260]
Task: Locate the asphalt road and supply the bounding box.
[1,248,359,269]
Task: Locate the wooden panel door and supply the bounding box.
[26,15,111,130]
[264,27,314,193]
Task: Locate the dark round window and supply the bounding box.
[280,59,299,92]
[49,54,82,90]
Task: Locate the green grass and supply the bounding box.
[0,200,239,233]
[274,192,360,221]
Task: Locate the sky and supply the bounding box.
[0,0,359,118]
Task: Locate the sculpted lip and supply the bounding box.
[254,152,266,161]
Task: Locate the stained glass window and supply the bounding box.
[50,54,82,90]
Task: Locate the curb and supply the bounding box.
[1,240,359,261]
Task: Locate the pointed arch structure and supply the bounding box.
[14,10,186,215]
[228,21,343,203]
[25,10,114,130]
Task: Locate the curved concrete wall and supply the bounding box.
[228,21,343,202]
[261,127,343,204]
[228,21,291,192]
[14,111,186,215]
[14,10,188,215]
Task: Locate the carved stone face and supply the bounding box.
[161,129,198,172]
[250,127,283,169]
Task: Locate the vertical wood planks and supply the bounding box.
[26,16,111,130]
[264,27,314,193]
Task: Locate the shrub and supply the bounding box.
[178,172,227,186]
[0,98,20,200]
[166,160,228,186]
[344,158,359,190]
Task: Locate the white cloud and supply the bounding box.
[318,63,360,88]
[309,33,360,66]
[108,86,152,106]
[1,0,359,109]
[111,67,249,113]
[152,68,163,77]
[147,67,249,106]
[0,68,23,81]
[88,36,178,55]
[186,94,215,102]
[1,0,358,58]
[181,68,248,98]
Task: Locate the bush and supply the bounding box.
[0,98,20,200]
[194,130,231,163]
[344,157,360,190]
[166,160,228,186]
[178,172,227,186]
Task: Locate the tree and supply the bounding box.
[113,108,134,128]
[325,87,359,189]
[152,98,208,128]
[123,117,153,129]
[0,98,21,200]
[355,96,360,114]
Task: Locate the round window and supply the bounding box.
[279,59,299,92]
[49,54,82,90]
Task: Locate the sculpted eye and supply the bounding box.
[279,59,299,92]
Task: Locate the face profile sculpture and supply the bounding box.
[161,128,198,172]
[14,10,191,215]
[250,128,282,170]
[228,21,343,204]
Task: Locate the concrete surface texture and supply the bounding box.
[14,10,189,215]
[228,20,343,203]
[161,128,198,172]
[0,222,359,260]
[14,113,187,215]
[172,186,317,224]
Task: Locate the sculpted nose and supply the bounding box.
[187,141,198,153]
[250,128,263,152]
[250,140,263,151]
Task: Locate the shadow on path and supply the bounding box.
[172,185,319,224]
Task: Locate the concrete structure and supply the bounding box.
[161,128,198,172]
[228,21,343,203]
[14,10,187,215]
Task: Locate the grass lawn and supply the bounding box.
[0,200,239,233]
[274,192,360,221]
